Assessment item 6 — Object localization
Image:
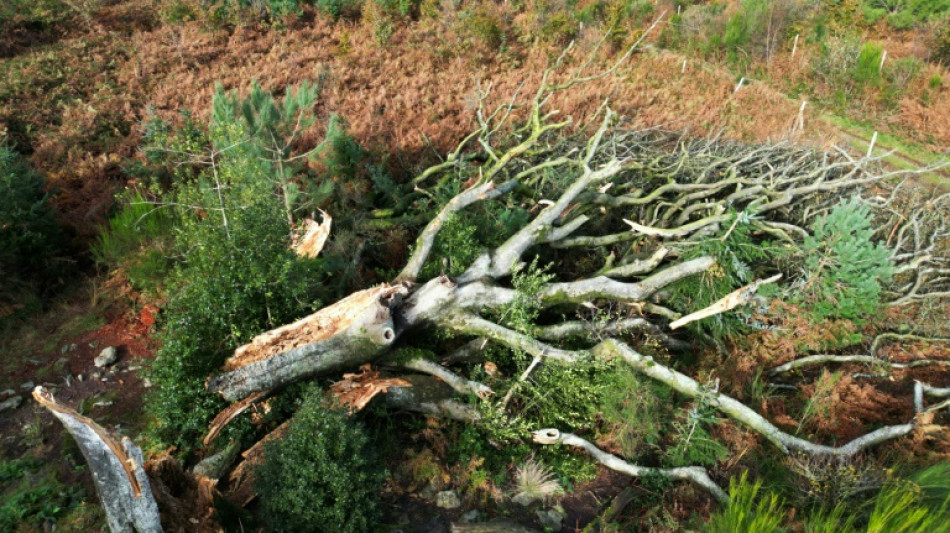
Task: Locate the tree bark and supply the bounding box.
[33,387,163,533]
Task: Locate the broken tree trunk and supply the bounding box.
[207,284,406,401]
[33,387,162,533]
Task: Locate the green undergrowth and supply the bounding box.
[703,464,950,532]
[0,146,69,323]
[138,82,337,454]
[0,456,94,532]
[255,386,386,532]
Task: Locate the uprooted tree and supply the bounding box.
[35,34,950,531]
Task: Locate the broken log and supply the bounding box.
[33,387,163,533]
[207,285,407,401]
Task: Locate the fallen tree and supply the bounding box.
[36,35,950,531]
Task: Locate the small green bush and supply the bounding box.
[0,146,67,318]
[0,459,83,531]
[854,42,884,86]
[255,386,386,533]
[92,191,174,293]
[793,198,894,322]
[144,83,330,452]
[315,0,361,20]
[933,21,950,66]
[703,472,786,533]
[861,0,950,29]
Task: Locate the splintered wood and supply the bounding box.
[222,284,406,371]
[292,211,332,259]
[329,364,412,412]
[203,391,265,446]
[225,421,290,507]
[32,387,163,533]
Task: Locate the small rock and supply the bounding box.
[20,381,34,391]
[142,378,153,388]
[0,389,15,398]
[90,371,101,380]
[127,365,142,372]
[76,373,85,382]
[460,510,479,523]
[420,482,440,500]
[536,508,565,531]
[512,493,536,507]
[436,490,461,510]
[56,357,68,365]
[101,377,108,382]
[61,345,69,354]
[0,395,22,412]
[89,340,98,349]
[92,400,114,408]
[94,346,118,368]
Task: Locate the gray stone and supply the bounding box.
[536,508,565,531]
[94,346,119,368]
[0,388,15,398]
[420,481,440,500]
[436,490,461,509]
[512,493,536,507]
[0,395,22,412]
[76,373,85,382]
[20,381,34,391]
[142,378,152,388]
[461,510,479,523]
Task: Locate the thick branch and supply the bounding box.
[380,375,482,422]
[538,256,715,305]
[448,313,581,363]
[594,340,916,456]
[397,180,518,283]
[531,428,728,504]
[398,356,494,398]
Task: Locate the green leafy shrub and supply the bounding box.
[805,479,950,532]
[792,198,894,322]
[315,0,361,20]
[0,0,70,29]
[255,386,386,532]
[811,35,862,89]
[861,0,950,29]
[933,21,950,66]
[92,191,174,293]
[144,83,331,452]
[0,146,67,319]
[663,381,729,468]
